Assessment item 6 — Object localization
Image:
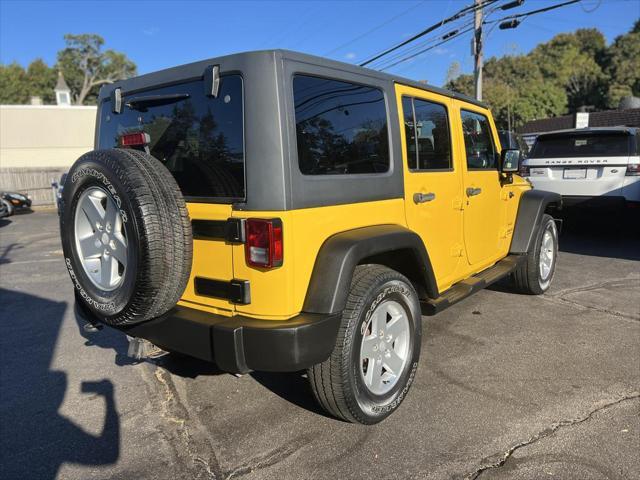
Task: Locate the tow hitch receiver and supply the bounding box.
[82,322,103,333]
[126,336,166,360]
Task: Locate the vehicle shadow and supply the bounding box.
[73,308,325,416]
[557,208,640,261]
[72,305,138,367]
[0,288,120,480]
[14,208,34,215]
[0,243,21,265]
[73,306,228,374]
[250,370,331,418]
[0,218,11,228]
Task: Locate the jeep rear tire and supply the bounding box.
[308,265,422,424]
[60,149,192,326]
[512,214,558,295]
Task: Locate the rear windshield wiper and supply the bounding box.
[126,93,190,111]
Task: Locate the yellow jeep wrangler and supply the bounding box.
[61,50,561,424]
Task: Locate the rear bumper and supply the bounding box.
[75,300,340,374]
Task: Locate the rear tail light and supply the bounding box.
[245,218,283,268]
[519,161,530,177]
[120,132,150,147]
[625,162,640,176]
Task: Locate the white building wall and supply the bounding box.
[0,105,97,204]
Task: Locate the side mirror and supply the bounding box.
[500,149,520,173]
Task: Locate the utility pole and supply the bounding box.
[473,0,483,101]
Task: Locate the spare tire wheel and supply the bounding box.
[60,149,192,326]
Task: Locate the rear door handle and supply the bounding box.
[466,187,482,197]
[413,192,436,204]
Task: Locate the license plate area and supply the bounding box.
[563,168,587,179]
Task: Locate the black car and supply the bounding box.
[1,191,32,216]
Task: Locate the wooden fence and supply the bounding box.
[0,167,67,205]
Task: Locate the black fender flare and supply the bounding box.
[302,224,438,314]
[510,189,562,254]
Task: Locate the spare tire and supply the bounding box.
[60,149,192,326]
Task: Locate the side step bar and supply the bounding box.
[420,254,525,316]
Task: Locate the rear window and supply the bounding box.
[98,75,244,200]
[293,75,389,175]
[530,133,631,158]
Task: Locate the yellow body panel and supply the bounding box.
[181,202,235,313]
[231,199,407,320]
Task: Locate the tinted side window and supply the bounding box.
[460,110,497,169]
[402,97,452,170]
[99,76,244,199]
[413,98,451,170]
[293,75,389,175]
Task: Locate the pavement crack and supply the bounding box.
[553,297,640,321]
[149,366,224,479]
[223,436,310,479]
[550,277,639,298]
[465,393,640,480]
[543,276,640,321]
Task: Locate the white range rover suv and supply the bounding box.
[521,127,640,208]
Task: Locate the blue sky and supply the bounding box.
[1,0,638,86]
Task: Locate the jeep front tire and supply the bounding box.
[308,265,422,424]
[512,214,558,294]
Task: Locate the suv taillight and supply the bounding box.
[625,162,640,176]
[519,161,530,177]
[245,218,283,268]
[120,132,150,147]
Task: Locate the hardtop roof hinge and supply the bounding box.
[111,87,122,114]
[203,64,220,98]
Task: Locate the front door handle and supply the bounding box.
[413,192,436,204]
[466,187,482,197]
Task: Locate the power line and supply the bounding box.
[580,0,602,12]
[378,25,475,71]
[365,0,506,71]
[323,0,428,57]
[360,0,589,95]
[383,1,587,71]
[372,20,475,70]
[359,0,499,67]
[370,0,507,72]
[485,0,582,25]
[369,0,514,72]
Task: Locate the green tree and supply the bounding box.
[0,62,29,104]
[531,28,607,111]
[0,34,135,105]
[604,19,640,107]
[56,34,136,105]
[447,54,567,130]
[26,59,57,104]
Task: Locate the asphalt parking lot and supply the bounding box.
[1,209,638,480]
